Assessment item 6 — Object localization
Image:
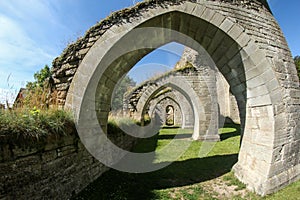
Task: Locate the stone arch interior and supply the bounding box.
[94,11,246,142]
[135,81,205,139]
[118,41,185,118]
[145,90,188,128]
[64,1,298,195]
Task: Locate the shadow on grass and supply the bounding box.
[220,123,241,141]
[73,125,240,200]
[161,126,181,129]
[73,153,238,200]
[158,133,193,140]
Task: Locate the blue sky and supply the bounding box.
[0,0,299,104]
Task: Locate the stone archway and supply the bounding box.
[135,77,217,140]
[147,90,194,129]
[125,70,219,141]
[52,0,300,195]
[123,49,220,141]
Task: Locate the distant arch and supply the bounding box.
[147,90,194,129]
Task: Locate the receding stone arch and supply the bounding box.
[151,96,182,126]
[136,78,219,140]
[147,90,194,129]
[52,0,299,195]
[133,76,216,140]
[123,46,220,141]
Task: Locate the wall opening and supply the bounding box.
[165,105,174,126]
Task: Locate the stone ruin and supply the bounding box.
[123,47,240,137]
[48,0,299,196]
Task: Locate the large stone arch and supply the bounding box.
[51,0,300,195]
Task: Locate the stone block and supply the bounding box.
[225,42,240,59]
[248,94,272,107]
[191,4,206,17]
[236,33,251,48]
[220,18,234,33]
[207,29,225,53]
[209,12,225,27]
[228,24,244,41]
[248,85,269,99]
[201,7,215,22]
[65,68,77,76]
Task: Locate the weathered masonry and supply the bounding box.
[123,46,220,141]
[50,0,300,197]
[147,89,195,128]
[123,65,220,141]
[124,46,240,140]
[0,131,136,199]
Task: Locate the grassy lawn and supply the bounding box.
[72,124,300,200]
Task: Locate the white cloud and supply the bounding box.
[0,0,72,91]
[0,0,58,25]
[0,15,53,65]
[0,0,80,104]
[0,88,18,105]
[0,14,54,89]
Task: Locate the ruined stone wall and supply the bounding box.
[50,0,270,106]
[0,133,135,200]
[123,82,158,117]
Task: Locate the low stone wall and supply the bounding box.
[0,132,135,199]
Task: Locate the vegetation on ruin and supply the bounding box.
[294,56,300,79]
[125,61,196,99]
[0,65,75,148]
[107,114,137,135]
[0,108,75,148]
[175,61,196,72]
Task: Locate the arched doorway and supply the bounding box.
[165,105,175,126]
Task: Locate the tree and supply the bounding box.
[26,65,52,89]
[22,65,52,108]
[294,56,300,79]
[111,76,136,111]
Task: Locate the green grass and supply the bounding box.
[73,124,300,200]
[0,108,75,148]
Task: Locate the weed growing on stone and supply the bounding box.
[0,108,75,148]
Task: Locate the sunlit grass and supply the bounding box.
[73,124,300,200]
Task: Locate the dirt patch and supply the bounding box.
[202,177,247,199]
